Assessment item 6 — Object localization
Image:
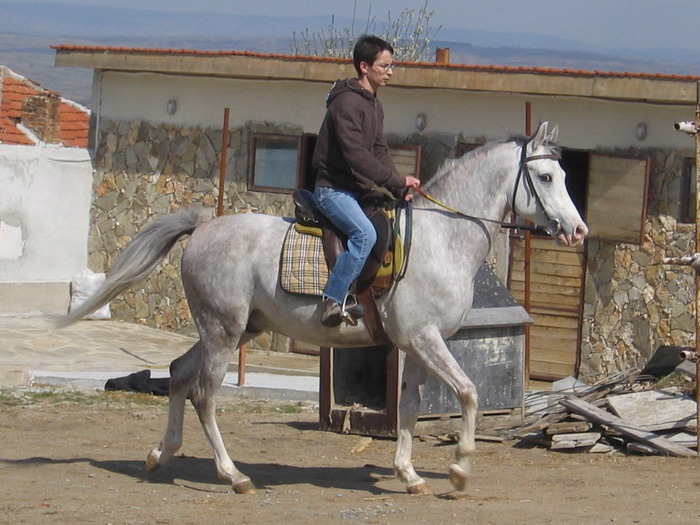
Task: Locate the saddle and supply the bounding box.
[281,188,407,342]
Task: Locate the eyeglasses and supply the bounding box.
[374,63,395,72]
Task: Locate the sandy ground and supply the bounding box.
[1,388,699,525]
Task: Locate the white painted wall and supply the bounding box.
[0,144,93,283]
[94,71,696,152]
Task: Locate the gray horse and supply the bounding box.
[60,122,587,495]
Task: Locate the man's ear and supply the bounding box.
[359,61,370,75]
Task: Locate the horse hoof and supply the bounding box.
[448,463,469,492]
[233,480,258,494]
[406,482,432,495]
[145,449,162,473]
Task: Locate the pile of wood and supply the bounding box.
[513,372,698,457]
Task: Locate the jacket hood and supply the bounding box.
[325,78,375,107]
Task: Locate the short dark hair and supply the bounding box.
[353,35,394,75]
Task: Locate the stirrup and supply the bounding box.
[342,294,364,321]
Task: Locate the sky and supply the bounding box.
[18,0,700,52]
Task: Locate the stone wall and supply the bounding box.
[90,119,296,338]
[580,148,695,379]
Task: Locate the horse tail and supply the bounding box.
[57,208,201,328]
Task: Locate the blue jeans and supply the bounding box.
[315,186,377,304]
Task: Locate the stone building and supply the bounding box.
[53,45,699,381]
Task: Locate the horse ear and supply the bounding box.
[528,121,549,155]
[547,124,559,144]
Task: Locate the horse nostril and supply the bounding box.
[575,224,588,239]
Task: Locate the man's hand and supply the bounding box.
[403,176,421,200]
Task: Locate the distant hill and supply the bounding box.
[1,0,698,106]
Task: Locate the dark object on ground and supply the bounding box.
[105,369,170,396]
[640,345,688,378]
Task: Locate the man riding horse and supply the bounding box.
[312,35,420,327]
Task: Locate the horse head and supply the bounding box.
[513,122,588,246]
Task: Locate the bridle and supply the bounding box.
[414,138,564,237]
[512,141,563,237]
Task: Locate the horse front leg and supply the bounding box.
[394,354,432,495]
[405,328,479,493]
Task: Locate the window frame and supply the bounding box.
[247,133,302,194]
[680,156,697,224]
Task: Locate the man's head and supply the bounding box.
[353,35,394,75]
[353,35,395,93]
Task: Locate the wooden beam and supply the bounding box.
[560,396,697,457]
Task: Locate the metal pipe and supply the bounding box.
[679,350,699,361]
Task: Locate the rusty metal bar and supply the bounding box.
[524,101,532,386]
[217,107,230,217]
[214,107,245,386]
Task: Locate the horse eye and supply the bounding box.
[538,173,552,183]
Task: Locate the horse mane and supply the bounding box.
[424,134,561,192]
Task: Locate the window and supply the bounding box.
[248,134,301,192]
[680,157,697,224]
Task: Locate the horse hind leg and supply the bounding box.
[189,332,256,494]
[394,355,432,495]
[146,341,202,473]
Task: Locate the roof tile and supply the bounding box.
[0,65,89,147]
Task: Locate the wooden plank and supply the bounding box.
[606,389,697,432]
[546,421,593,435]
[516,262,584,278]
[530,327,579,342]
[511,291,581,309]
[511,248,584,266]
[560,396,697,457]
[510,270,583,288]
[550,431,602,449]
[529,314,580,329]
[514,237,585,253]
[530,360,576,378]
[509,281,582,296]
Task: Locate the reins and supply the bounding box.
[412,188,543,232]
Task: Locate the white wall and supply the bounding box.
[0,144,93,284]
[94,71,696,152]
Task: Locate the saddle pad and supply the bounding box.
[279,223,328,297]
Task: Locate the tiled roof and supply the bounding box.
[51,44,700,83]
[0,65,89,147]
[0,114,34,145]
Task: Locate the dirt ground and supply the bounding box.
[1,388,699,525]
